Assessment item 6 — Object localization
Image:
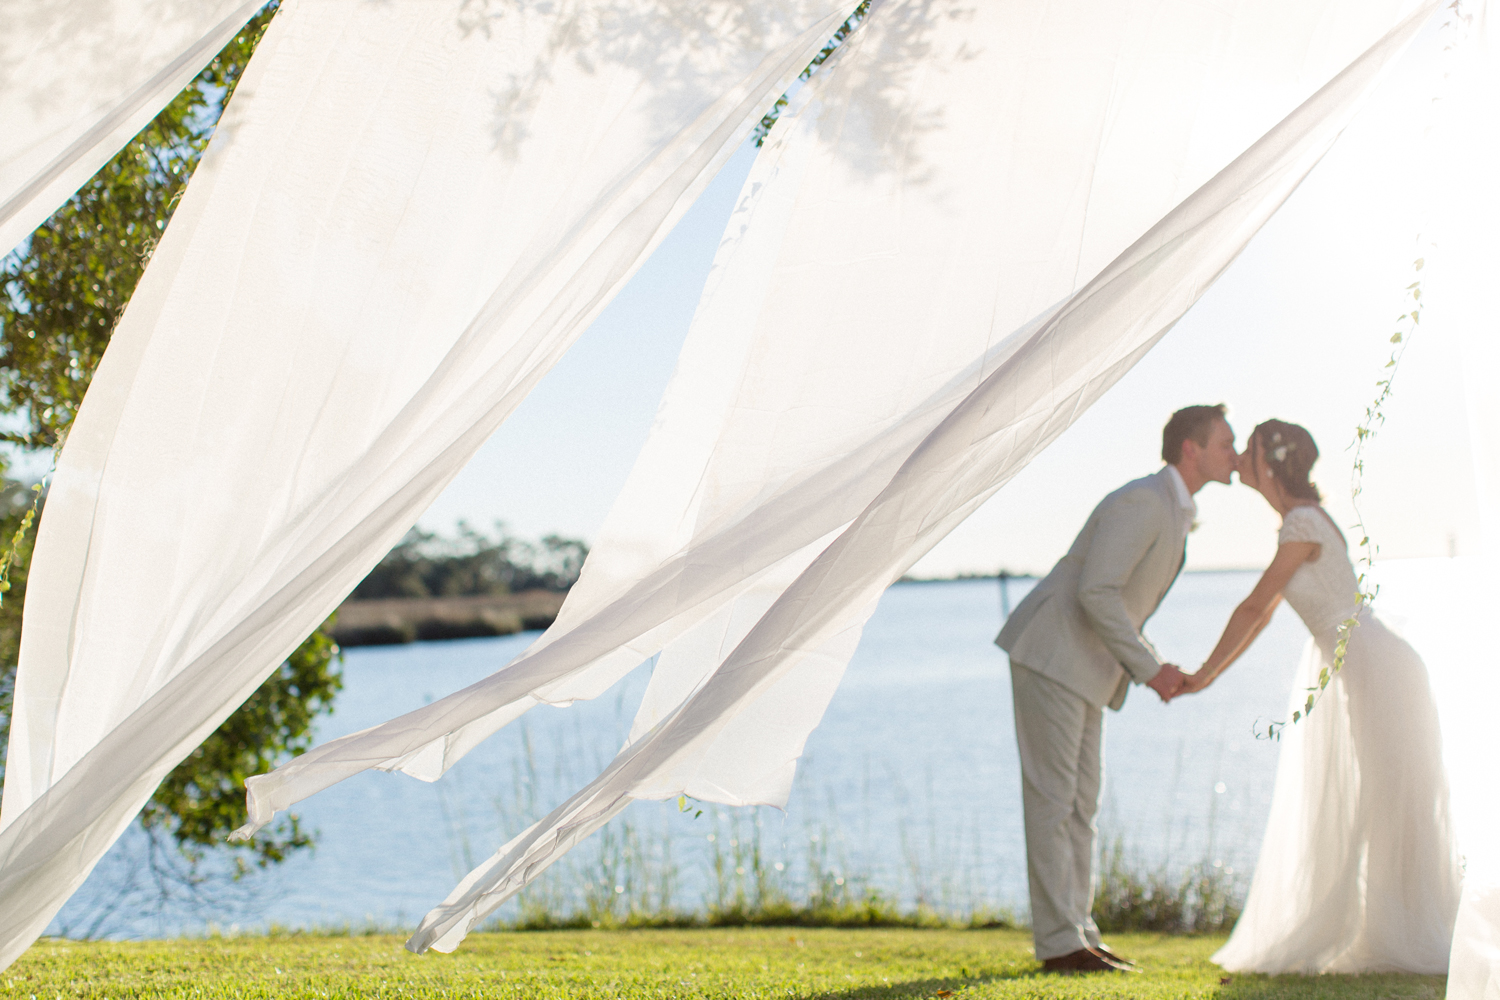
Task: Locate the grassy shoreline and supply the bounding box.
[3,928,1445,999]
[331,591,564,646]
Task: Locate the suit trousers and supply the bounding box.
[1010,662,1105,959]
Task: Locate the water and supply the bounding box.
[51,571,1314,937]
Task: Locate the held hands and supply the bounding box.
[1177,667,1214,695]
[1146,663,1186,703]
[1146,663,1214,703]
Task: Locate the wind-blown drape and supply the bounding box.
[0,0,857,970]
[232,0,1438,955]
[0,0,264,255]
[1435,3,1500,994]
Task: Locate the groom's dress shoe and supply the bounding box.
[1040,948,1128,974]
[1092,946,1140,971]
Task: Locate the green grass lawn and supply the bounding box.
[0,928,1445,999]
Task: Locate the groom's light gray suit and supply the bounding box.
[996,466,1194,959]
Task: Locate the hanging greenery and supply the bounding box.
[1268,252,1429,739]
[1261,0,1474,740]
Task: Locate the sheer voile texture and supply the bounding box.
[0,0,264,256]
[0,0,858,970]
[1441,3,1500,994]
[231,0,1439,955]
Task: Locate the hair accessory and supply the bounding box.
[1268,430,1295,465]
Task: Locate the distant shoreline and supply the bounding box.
[335,569,1267,647]
[332,590,564,647]
[895,567,1263,584]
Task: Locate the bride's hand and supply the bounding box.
[1179,669,1213,694]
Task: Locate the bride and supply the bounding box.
[1178,418,1461,974]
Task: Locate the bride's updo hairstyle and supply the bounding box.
[1252,419,1321,502]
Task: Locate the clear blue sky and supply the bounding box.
[421,20,1480,577]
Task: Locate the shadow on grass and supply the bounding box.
[807,969,1030,1000]
[804,969,1445,1000]
[1218,973,1446,999]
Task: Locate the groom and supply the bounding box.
[995,404,1237,973]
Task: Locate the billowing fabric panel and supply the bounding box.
[239,0,1435,837]
[0,0,857,970]
[0,0,263,255]
[398,6,1437,954]
[235,0,1435,955]
[1441,4,1500,995]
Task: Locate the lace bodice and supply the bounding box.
[1278,505,1361,641]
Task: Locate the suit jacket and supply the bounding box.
[996,467,1191,711]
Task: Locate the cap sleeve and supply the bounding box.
[1277,506,1326,546]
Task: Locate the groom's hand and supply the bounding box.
[1147,663,1186,703]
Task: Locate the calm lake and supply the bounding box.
[48,571,1367,938]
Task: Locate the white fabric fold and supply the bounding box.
[0,0,264,255]
[237,0,1432,841]
[0,0,856,970]
[395,0,1437,954]
[1439,2,1500,994]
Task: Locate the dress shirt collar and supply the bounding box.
[1165,464,1196,519]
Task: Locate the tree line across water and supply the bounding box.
[330,525,586,646]
[351,525,586,601]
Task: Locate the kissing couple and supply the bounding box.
[996,405,1461,975]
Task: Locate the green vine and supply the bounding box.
[0,478,45,606]
[1322,257,1424,699]
[1260,0,1472,741]
[1262,251,1426,742]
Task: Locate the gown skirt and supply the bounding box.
[1213,616,1462,974]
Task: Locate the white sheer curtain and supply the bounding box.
[0,0,856,970]
[1439,3,1500,994]
[233,0,1435,954]
[0,0,264,255]
[407,6,1439,954]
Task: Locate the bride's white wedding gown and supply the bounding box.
[1214,505,1462,975]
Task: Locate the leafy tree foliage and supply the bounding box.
[352,524,588,601]
[1,3,278,449]
[0,486,38,780]
[0,2,341,868]
[139,622,341,867]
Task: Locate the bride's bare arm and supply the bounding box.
[1181,541,1319,693]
